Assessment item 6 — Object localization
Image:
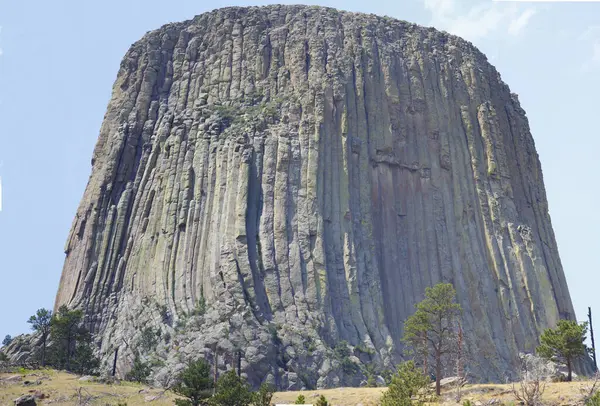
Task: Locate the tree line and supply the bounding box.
[0,283,592,406]
[1,305,99,374]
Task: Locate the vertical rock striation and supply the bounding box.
[55,5,579,388]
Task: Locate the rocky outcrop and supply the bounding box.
[54,5,580,388]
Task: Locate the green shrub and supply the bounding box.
[173,358,213,406]
[333,341,359,375]
[210,370,253,406]
[295,394,306,404]
[586,391,600,406]
[316,395,328,406]
[125,355,151,383]
[140,327,157,352]
[380,360,432,406]
[0,352,8,362]
[253,383,275,406]
[463,400,473,406]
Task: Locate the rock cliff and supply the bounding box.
[54,5,579,388]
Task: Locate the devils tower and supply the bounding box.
[54,5,577,388]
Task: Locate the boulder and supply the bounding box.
[14,395,36,406]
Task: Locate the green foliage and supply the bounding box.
[334,341,351,358]
[382,369,394,385]
[173,358,213,406]
[2,335,12,346]
[192,291,208,316]
[586,391,600,406]
[211,370,253,406]
[28,308,52,366]
[315,395,328,406]
[252,383,274,406]
[380,361,432,406]
[295,394,306,404]
[70,341,100,375]
[355,344,376,355]
[403,283,462,395]
[333,341,360,375]
[49,305,95,372]
[125,355,152,383]
[537,319,588,381]
[140,327,158,352]
[462,400,473,406]
[0,352,8,362]
[364,364,377,387]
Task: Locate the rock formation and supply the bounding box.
[53,5,580,388]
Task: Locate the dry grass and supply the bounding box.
[0,369,595,405]
[0,369,176,405]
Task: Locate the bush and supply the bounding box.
[511,353,553,406]
[587,391,600,406]
[0,352,8,362]
[210,370,253,406]
[253,383,274,406]
[173,359,213,406]
[316,395,328,406]
[2,335,12,346]
[70,341,100,375]
[295,394,306,404]
[140,327,157,352]
[125,355,152,383]
[380,360,432,406]
[333,341,359,375]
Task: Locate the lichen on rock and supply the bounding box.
[53,5,581,388]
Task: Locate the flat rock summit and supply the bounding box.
[50,4,577,388]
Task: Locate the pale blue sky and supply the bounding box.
[0,0,598,342]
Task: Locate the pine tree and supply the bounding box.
[27,308,52,366]
[537,320,588,381]
[173,358,213,406]
[403,283,462,395]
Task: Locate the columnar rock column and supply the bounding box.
[54,5,580,388]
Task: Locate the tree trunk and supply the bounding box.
[41,335,46,367]
[567,358,572,382]
[66,332,72,371]
[436,350,442,396]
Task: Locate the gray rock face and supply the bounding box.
[54,5,579,387]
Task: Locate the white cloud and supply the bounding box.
[508,8,537,37]
[422,0,537,43]
[579,26,600,72]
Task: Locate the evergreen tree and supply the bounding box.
[252,383,274,406]
[2,335,12,346]
[173,358,213,406]
[126,355,152,383]
[403,283,462,396]
[49,305,92,371]
[210,370,253,406]
[537,319,588,381]
[27,308,52,366]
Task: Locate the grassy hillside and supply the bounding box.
[0,369,595,405]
